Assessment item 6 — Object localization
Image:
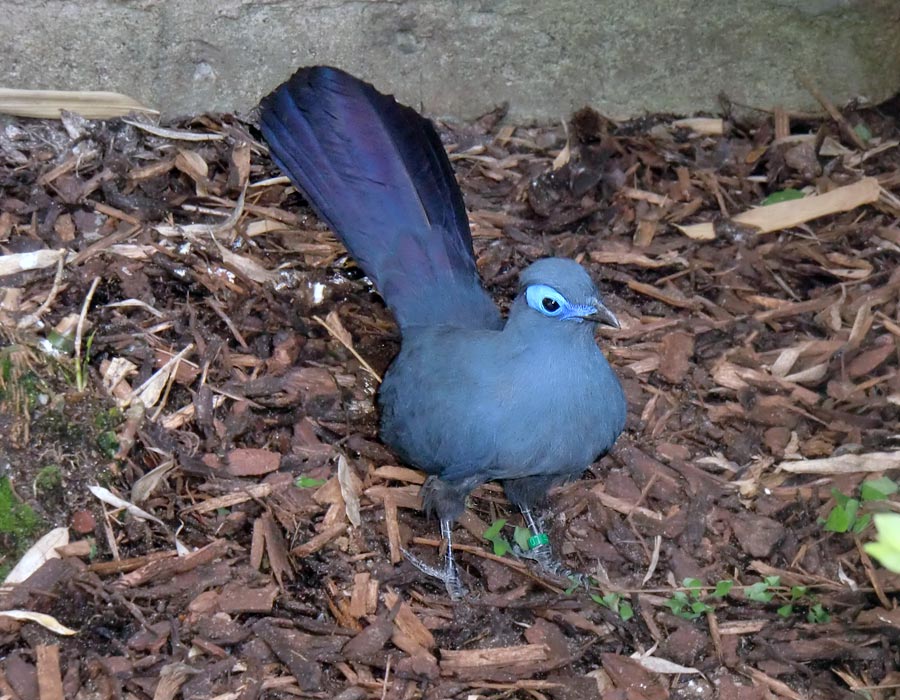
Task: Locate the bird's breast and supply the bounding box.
[378,327,625,483]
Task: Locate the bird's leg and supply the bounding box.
[401,518,466,600]
[515,507,586,587]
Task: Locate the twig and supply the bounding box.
[313,314,382,382]
[74,277,101,391]
[16,253,65,330]
[799,76,867,151]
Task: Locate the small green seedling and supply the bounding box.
[513,525,531,552]
[591,591,633,621]
[74,330,96,392]
[776,585,808,617]
[860,476,899,502]
[746,578,831,623]
[294,476,327,488]
[712,579,734,598]
[482,519,511,557]
[745,575,780,603]
[823,488,869,533]
[806,603,831,624]
[777,588,831,624]
[666,578,720,620]
[823,477,898,535]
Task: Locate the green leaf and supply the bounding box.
[665,596,687,615]
[46,328,75,354]
[852,513,872,534]
[683,578,704,596]
[864,541,900,573]
[860,477,899,502]
[761,188,805,206]
[824,504,851,533]
[853,122,872,144]
[790,586,808,601]
[763,576,781,588]
[691,601,713,615]
[618,602,634,621]
[590,593,606,606]
[807,604,831,624]
[777,604,794,617]
[603,593,620,610]
[712,580,734,598]
[864,514,900,573]
[294,476,326,488]
[745,582,774,603]
[831,487,850,509]
[873,512,900,543]
[483,519,507,541]
[492,538,510,557]
[513,526,531,551]
[671,591,690,607]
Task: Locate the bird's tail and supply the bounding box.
[259,66,500,330]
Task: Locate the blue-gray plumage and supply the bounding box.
[260,66,626,597]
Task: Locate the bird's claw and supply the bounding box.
[401,547,467,600]
[513,542,588,589]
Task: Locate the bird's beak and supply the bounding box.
[584,299,621,328]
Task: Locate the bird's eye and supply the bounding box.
[525,284,568,318]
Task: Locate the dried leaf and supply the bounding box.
[89,485,166,526]
[0,249,67,276]
[0,610,78,636]
[0,88,156,119]
[3,527,69,584]
[677,177,881,239]
[131,461,176,504]
[338,453,362,527]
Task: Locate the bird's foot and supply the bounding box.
[401,547,467,600]
[513,539,589,590]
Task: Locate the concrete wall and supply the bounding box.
[3,0,900,121]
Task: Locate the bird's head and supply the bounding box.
[512,258,620,328]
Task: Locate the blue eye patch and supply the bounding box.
[525,284,596,322]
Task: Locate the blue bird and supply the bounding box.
[260,66,626,598]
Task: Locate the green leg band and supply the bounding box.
[528,533,550,549]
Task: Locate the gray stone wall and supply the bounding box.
[3,0,899,121]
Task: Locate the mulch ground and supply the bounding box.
[0,91,899,700]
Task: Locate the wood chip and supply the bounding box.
[440,644,550,674]
[349,573,371,619]
[676,177,881,240]
[384,493,403,564]
[0,88,157,119]
[776,451,900,474]
[657,331,694,383]
[35,644,64,700]
[673,117,725,135]
[291,522,348,558]
[383,589,435,649]
[225,447,281,477]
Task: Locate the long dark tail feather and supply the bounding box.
[259,66,500,330]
